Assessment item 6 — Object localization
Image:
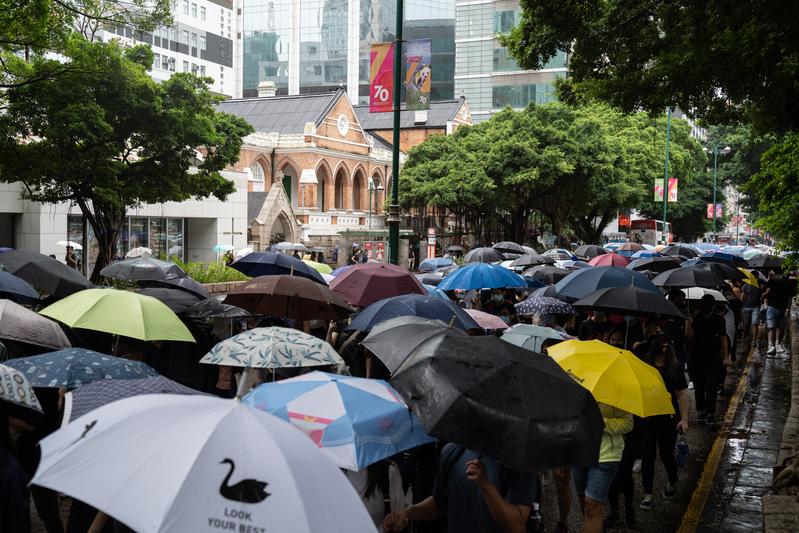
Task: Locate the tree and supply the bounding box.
[501,0,799,132]
[0,39,253,280]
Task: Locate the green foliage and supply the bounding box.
[501,0,799,132]
[172,259,250,284]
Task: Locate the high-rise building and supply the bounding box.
[455,1,568,122]
[242,0,455,104]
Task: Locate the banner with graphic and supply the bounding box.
[369,42,394,113]
[707,203,723,218]
[654,179,664,201]
[405,39,432,110]
[668,178,678,202]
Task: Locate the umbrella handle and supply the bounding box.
[448,315,457,328]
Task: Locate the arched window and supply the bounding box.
[250,161,265,182]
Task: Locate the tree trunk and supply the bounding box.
[79,201,125,283]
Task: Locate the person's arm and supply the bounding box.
[721,334,731,366]
[676,388,690,433]
[383,496,445,531]
[364,353,373,378]
[604,410,634,435]
[88,511,109,533]
[465,460,529,533]
[685,315,694,340]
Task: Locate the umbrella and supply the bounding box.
[390,331,604,471]
[738,268,761,288]
[224,275,351,322]
[464,247,504,263]
[234,247,254,259]
[63,375,204,423]
[0,249,93,298]
[243,372,434,471]
[361,317,461,374]
[417,272,444,286]
[501,324,571,353]
[329,263,426,307]
[543,248,577,261]
[437,263,526,291]
[523,265,571,284]
[747,254,784,270]
[303,260,333,275]
[39,288,196,342]
[201,327,343,369]
[32,394,378,533]
[630,250,662,259]
[615,243,645,257]
[272,242,308,253]
[0,299,71,350]
[231,252,326,285]
[522,276,546,289]
[346,293,479,332]
[696,261,746,281]
[464,309,510,330]
[627,256,681,273]
[509,253,556,268]
[6,348,157,389]
[515,296,575,316]
[694,243,721,252]
[330,265,352,278]
[681,287,727,302]
[0,362,43,413]
[0,271,40,303]
[100,257,186,282]
[183,298,250,319]
[446,245,464,253]
[212,243,234,253]
[124,247,152,258]
[143,276,211,299]
[662,245,699,258]
[555,266,660,302]
[555,260,592,270]
[574,245,607,260]
[531,285,559,298]
[547,339,674,417]
[417,257,454,273]
[701,251,748,268]
[572,286,683,319]
[136,287,203,314]
[651,266,726,289]
[56,240,83,251]
[493,241,525,255]
[322,273,335,284]
[588,253,629,267]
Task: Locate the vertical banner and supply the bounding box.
[716,203,723,217]
[668,178,678,202]
[654,179,665,201]
[707,204,714,219]
[369,42,394,113]
[405,38,432,110]
[427,227,436,259]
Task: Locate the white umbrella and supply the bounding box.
[681,287,727,302]
[125,247,152,259]
[32,394,377,533]
[56,240,83,251]
[234,247,254,259]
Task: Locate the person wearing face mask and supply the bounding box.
[484,290,515,317]
[578,311,611,342]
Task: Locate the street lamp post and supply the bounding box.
[704,143,731,239]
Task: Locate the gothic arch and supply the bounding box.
[352,166,367,212]
[276,158,301,207]
[333,162,350,210]
[370,169,384,214]
[315,159,334,212]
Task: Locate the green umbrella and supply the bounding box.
[39,288,195,343]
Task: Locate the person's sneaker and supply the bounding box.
[776,343,786,354]
[632,458,642,473]
[625,510,636,528]
[604,513,620,529]
[706,413,718,426]
[639,495,654,510]
[767,344,776,355]
[663,483,677,499]
[696,411,706,424]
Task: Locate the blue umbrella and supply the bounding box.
[437,263,527,291]
[345,293,479,332]
[554,266,660,302]
[680,257,702,267]
[694,242,721,252]
[515,296,575,316]
[531,285,559,298]
[243,371,434,471]
[230,252,326,284]
[629,250,662,259]
[330,265,353,278]
[418,257,454,273]
[0,271,39,304]
[5,349,158,389]
[700,251,748,267]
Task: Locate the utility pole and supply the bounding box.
[662,107,671,245]
[387,0,404,265]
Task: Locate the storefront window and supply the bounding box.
[149,218,166,258]
[129,217,148,250]
[167,218,183,259]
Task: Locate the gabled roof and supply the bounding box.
[353,97,468,131]
[248,191,268,223]
[218,89,346,134]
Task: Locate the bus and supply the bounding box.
[629,219,672,245]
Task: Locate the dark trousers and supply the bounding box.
[31,486,63,533]
[642,424,678,494]
[691,362,721,415]
[609,425,641,515]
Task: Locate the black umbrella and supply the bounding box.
[510,253,556,268]
[701,251,748,268]
[574,245,608,260]
[696,261,746,281]
[502,252,523,261]
[183,298,250,319]
[0,250,93,298]
[493,241,525,255]
[531,285,559,299]
[627,256,681,273]
[661,245,699,258]
[230,252,325,284]
[652,266,726,288]
[464,247,504,263]
[143,276,211,299]
[389,331,604,471]
[347,294,479,333]
[746,254,784,270]
[572,286,684,319]
[136,288,203,314]
[0,271,39,304]
[446,245,464,253]
[100,257,186,282]
[524,265,571,284]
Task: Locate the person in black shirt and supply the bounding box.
[686,295,730,426]
[740,281,762,345]
[763,272,796,354]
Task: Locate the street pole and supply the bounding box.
[712,144,718,238]
[662,107,671,245]
[736,201,740,245]
[387,0,404,265]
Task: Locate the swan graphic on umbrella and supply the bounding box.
[219,458,270,504]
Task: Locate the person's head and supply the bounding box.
[66,246,73,253]
[591,311,607,323]
[608,329,625,348]
[492,290,505,304]
[667,288,686,307]
[647,334,675,365]
[699,294,716,314]
[714,301,728,315]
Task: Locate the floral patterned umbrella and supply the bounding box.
[0,362,43,412]
[201,327,343,369]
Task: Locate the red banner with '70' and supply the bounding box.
[369,42,394,113]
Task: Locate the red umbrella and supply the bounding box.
[588,253,630,267]
[329,263,426,307]
[465,309,510,331]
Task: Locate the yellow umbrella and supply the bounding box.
[302,260,333,275]
[547,339,674,417]
[738,268,760,288]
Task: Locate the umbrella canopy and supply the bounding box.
[390,332,604,471]
[588,253,629,267]
[652,266,727,288]
[32,394,378,533]
[701,251,748,267]
[502,324,571,353]
[492,241,525,255]
[0,271,40,304]
[243,372,434,471]
[0,299,71,350]
[230,252,325,285]
[747,254,784,270]
[136,287,203,314]
[630,250,662,259]
[0,249,93,298]
[515,296,575,316]
[212,244,234,253]
[272,242,308,252]
[548,340,674,417]
[6,349,157,389]
[531,285,559,298]
[329,263,426,307]
[143,276,211,299]
[0,362,43,413]
[330,265,353,277]
[100,257,186,282]
[681,287,727,302]
[522,276,546,289]
[572,286,683,319]
[464,247,504,263]
[543,248,578,261]
[361,317,459,374]
[303,260,333,274]
[738,268,761,288]
[697,261,747,281]
[124,247,152,259]
[224,275,351,322]
[201,327,343,369]
[555,266,660,302]
[555,260,592,271]
[574,245,608,260]
[523,265,571,284]
[662,245,699,258]
[417,272,444,286]
[56,240,83,250]
[40,288,195,342]
[464,309,510,330]
[64,376,204,423]
[417,257,454,273]
[627,256,681,273]
[446,245,464,253]
[346,293,479,332]
[183,298,250,319]
[510,253,556,268]
[437,263,526,291]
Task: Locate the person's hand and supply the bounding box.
[677,419,689,434]
[724,355,733,367]
[466,459,490,490]
[383,508,410,532]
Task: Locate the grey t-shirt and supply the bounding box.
[432,444,534,533]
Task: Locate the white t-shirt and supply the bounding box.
[345,464,410,531]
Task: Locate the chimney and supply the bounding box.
[257,80,277,98]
